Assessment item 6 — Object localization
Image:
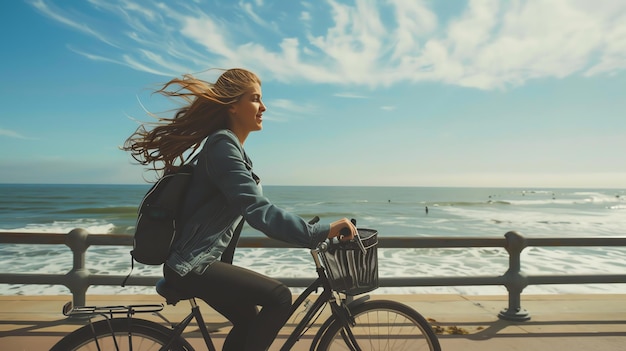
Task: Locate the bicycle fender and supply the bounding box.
[345,294,370,308]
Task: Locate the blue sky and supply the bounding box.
[1,0,625,188]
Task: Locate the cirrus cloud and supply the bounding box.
[28,0,626,90]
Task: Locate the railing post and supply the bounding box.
[498,231,531,321]
[64,228,91,306]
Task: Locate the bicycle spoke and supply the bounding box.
[318,300,441,351]
[50,318,193,351]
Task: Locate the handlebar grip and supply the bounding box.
[339,218,357,238]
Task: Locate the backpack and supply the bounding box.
[130,157,198,265]
[121,157,197,286]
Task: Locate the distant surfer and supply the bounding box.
[425,206,429,215]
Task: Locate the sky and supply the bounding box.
[0,0,625,188]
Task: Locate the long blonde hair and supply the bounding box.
[123,68,261,175]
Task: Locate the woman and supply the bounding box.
[123,68,356,351]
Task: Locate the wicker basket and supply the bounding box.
[320,228,379,295]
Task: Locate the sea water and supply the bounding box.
[0,184,624,295]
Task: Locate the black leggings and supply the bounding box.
[163,262,292,351]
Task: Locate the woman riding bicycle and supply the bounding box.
[123,68,356,351]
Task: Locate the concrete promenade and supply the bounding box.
[0,293,624,350]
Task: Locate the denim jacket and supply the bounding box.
[166,129,330,276]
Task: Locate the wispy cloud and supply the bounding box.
[237,0,279,33]
[300,11,311,21]
[0,128,32,139]
[334,92,368,99]
[29,0,626,90]
[265,98,317,121]
[30,0,119,48]
[69,46,176,76]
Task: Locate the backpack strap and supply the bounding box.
[121,257,134,287]
[220,217,245,264]
[184,151,201,169]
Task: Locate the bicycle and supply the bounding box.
[51,220,441,351]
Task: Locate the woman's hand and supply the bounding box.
[328,218,357,241]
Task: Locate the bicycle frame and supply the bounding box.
[160,298,217,351]
[281,269,334,349]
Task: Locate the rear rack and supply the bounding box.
[62,301,164,319]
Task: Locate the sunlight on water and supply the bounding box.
[1,185,625,295]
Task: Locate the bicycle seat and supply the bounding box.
[156,278,195,306]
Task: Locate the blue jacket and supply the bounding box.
[166,129,330,276]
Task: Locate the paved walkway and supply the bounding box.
[0,293,624,350]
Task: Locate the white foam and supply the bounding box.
[1,244,625,295]
[3,220,115,234]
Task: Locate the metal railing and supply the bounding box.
[1,229,625,321]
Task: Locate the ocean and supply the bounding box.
[1,184,625,296]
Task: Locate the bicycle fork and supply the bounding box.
[329,298,363,351]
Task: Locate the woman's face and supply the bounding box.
[228,83,266,135]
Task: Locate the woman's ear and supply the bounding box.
[227,104,237,118]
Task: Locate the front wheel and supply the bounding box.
[50,318,194,351]
[317,299,441,351]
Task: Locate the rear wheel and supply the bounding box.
[50,318,194,351]
[317,300,440,351]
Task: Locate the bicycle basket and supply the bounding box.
[320,228,379,295]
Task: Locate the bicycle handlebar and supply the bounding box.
[311,217,366,254]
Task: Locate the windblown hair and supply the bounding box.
[123,68,261,175]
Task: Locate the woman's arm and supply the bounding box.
[203,131,342,248]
